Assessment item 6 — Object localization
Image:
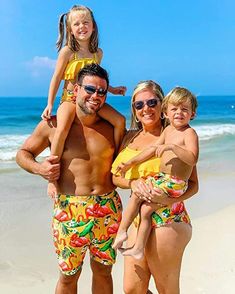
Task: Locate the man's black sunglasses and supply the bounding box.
[133,98,159,110]
[79,84,107,97]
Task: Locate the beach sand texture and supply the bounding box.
[0,164,234,293]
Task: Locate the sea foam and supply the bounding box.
[0,123,234,162]
[195,124,235,141]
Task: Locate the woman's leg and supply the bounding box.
[112,193,142,250]
[145,222,192,294]
[121,202,155,260]
[123,225,151,294]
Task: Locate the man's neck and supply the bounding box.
[75,111,100,127]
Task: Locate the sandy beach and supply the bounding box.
[0,164,234,294]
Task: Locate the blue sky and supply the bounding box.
[0,0,234,96]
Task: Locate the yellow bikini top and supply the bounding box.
[63,53,98,80]
[111,146,160,180]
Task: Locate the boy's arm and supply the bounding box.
[115,145,157,177]
[156,128,199,166]
[116,131,165,176]
[126,131,165,166]
[127,146,157,167]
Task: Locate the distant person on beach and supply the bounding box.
[111,81,199,293]
[41,5,126,200]
[112,87,199,260]
[16,64,123,294]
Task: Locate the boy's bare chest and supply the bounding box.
[164,130,185,146]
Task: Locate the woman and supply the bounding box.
[112,80,198,294]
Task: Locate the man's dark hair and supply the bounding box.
[77,63,109,89]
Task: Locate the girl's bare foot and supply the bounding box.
[112,231,128,250]
[119,247,144,260]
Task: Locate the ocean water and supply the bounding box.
[0,95,235,173]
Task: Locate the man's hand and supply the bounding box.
[38,155,60,181]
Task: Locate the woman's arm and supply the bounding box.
[149,166,199,205]
[112,174,133,189]
[113,175,149,199]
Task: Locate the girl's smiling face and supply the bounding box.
[70,11,93,42]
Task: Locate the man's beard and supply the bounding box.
[77,101,102,115]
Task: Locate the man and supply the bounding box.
[16,64,122,294]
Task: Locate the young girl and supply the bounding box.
[112,87,199,260]
[41,5,126,197]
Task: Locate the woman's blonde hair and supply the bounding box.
[56,5,98,53]
[162,87,198,117]
[130,80,164,130]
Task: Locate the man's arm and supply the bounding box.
[16,120,60,181]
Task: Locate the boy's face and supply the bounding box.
[165,101,195,128]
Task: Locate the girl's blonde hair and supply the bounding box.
[130,80,164,130]
[162,87,198,115]
[56,5,98,53]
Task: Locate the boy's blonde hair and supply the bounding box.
[162,87,198,115]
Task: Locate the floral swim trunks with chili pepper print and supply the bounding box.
[52,190,122,276]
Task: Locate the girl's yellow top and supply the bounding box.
[63,53,98,80]
[111,146,160,180]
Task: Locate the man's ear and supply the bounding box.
[73,84,79,96]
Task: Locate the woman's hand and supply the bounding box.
[130,179,154,202]
[146,181,174,206]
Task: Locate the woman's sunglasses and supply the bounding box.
[80,84,107,97]
[133,98,159,110]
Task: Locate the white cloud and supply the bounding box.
[25,56,56,77]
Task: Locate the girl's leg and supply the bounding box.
[48,102,76,198]
[98,104,125,153]
[112,193,142,250]
[120,202,155,260]
[145,222,192,294]
[123,225,151,294]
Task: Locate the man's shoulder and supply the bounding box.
[39,115,57,129]
[35,116,57,136]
